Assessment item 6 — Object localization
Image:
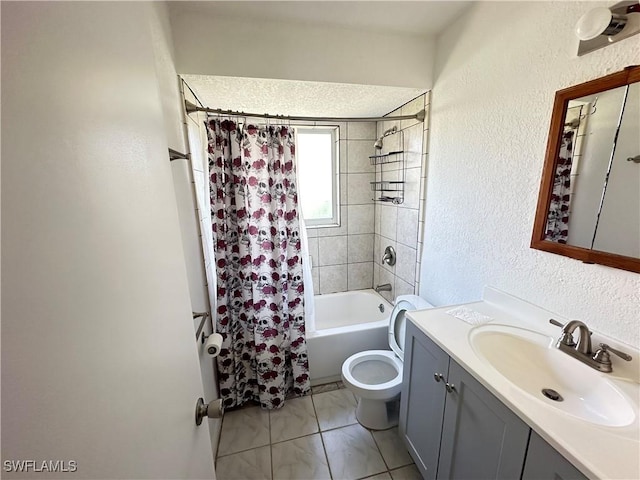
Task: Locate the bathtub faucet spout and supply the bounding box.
[375,283,392,293]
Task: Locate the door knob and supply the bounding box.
[195,397,224,426]
[445,383,456,393]
[434,373,444,382]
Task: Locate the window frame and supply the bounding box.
[295,125,340,228]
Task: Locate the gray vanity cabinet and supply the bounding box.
[399,321,450,480]
[522,432,588,480]
[400,321,529,480]
[437,360,530,479]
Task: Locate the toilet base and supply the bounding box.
[355,396,400,430]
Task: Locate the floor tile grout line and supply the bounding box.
[319,419,359,433]
[216,442,270,460]
[317,390,391,480]
[217,395,359,459]
[370,430,392,472]
[313,389,359,433]
[270,429,317,447]
[270,415,359,443]
[215,411,226,463]
[269,396,319,445]
[361,427,391,480]
[219,386,395,479]
[357,471,392,480]
[311,392,334,480]
[254,438,394,476]
[216,407,271,459]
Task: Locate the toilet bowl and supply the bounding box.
[341,294,432,430]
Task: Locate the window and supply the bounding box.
[296,127,339,227]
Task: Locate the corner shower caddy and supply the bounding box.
[370,129,405,204]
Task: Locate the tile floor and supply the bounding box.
[216,382,422,480]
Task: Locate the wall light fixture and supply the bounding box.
[576,1,640,55]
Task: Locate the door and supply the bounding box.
[399,322,450,480]
[1,2,215,478]
[437,361,530,480]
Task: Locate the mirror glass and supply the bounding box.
[532,67,640,273]
[544,83,639,257]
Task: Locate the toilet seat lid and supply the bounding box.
[388,299,415,359]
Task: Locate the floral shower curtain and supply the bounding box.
[545,129,575,243]
[207,119,310,409]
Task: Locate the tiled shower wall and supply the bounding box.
[307,122,378,295]
[179,98,380,298]
[180,82,222,458]
[181,85,218,312]
[182,92,430,302]
[373,93,430,303]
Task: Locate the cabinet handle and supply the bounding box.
[445,383,456,393]
[434,373,444,382]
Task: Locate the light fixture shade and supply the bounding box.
[576,7,614,40]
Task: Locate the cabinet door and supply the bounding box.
[522,432,588,480]
[399,322,450,480]
[437,360,530,480]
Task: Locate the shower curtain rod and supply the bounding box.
[184,100,426,123]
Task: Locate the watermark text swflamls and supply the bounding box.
[3,460,77,473]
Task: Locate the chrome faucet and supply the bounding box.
[375,283,392,293]
[558,319,592,355]
[549,318,632,373]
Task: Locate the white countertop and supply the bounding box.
[406,287,640,480]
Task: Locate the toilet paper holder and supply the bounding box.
[194,311,222,357]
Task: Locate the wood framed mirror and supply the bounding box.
[531,66,640,273]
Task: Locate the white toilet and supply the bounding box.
[341,294,433,430]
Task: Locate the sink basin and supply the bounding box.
[469,325,636,427]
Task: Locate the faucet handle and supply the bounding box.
[549,319,576,346]
[596,343,632,362]
[549,318,564,328]
[382,246,396,266]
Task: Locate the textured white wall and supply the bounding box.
[420,1,640,347]
[149,2,186,152]
[169,11,434,89]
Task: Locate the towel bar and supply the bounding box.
[193,312,209,341]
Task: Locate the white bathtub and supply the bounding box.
[306,289,394,385]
